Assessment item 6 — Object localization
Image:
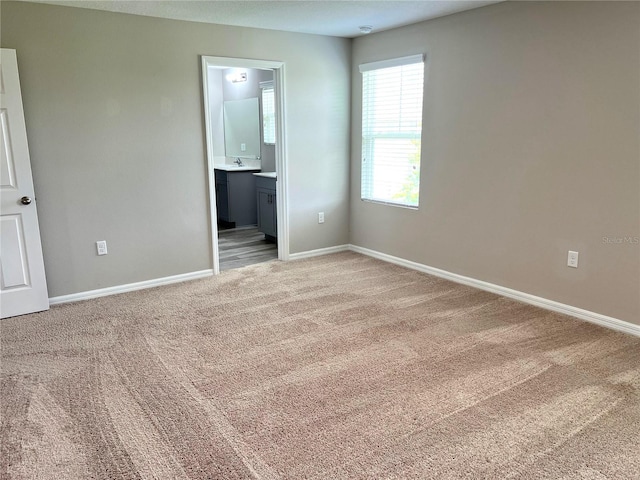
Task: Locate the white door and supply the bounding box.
[0,49,49,318]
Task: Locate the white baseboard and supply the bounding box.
[349,245,640,338]
[288,244,350,261]
[47,244,639,339]
[49,269,214,305]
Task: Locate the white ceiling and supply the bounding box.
[20,0,501,38]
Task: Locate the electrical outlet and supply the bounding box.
[567,250,578,268]
[318,212,325,224]
[96,240,108,256]
[240,143,246,152]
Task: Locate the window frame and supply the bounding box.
[260,80,276,145]
[359,54,425,209]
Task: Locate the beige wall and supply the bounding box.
[1,1,351,297]
[3,1,637,325]
[350,1,640,324]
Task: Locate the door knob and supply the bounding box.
[20,196,32,205]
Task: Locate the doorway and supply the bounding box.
[201,56,289,274]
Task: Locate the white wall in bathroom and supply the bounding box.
[221,68,276,171]
[207,68,225,159]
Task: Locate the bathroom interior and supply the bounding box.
[207,66,278,271]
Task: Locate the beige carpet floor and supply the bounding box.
[1,252,639,479]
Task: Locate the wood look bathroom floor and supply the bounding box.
[218,225,278,271]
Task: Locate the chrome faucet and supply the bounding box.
[234,157,244,166]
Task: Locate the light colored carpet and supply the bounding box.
[1,252,639,479]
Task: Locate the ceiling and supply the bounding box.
[19,0,501,38]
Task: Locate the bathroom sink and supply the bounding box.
[214,165,260,172]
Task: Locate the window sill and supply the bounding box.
[361,198,419,210]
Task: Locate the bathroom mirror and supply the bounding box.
[224,97,260,158]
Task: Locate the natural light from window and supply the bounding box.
[360,55,424,208]
[261,81,276,145]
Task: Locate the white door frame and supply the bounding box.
[201,56,289,274]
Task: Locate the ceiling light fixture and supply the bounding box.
[226,71,247,83]
[359,25,373,34]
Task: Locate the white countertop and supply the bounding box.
[214,165,261,172]
[253,172,277,179]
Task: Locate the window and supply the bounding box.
[260,80,276,145]
[360,55,424,208]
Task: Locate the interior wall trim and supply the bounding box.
[200,55,288,273]
[349,245,640,338]
[49,245,350,305]
[288,244,350,261]
[49,269,214,306]
[48,243,639,339]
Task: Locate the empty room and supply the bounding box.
[1,1,639,478]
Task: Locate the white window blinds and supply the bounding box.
[260,81,276,145]
[360,55,424,208]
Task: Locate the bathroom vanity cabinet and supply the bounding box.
[215,169,259,227]
[255,175,277,241]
